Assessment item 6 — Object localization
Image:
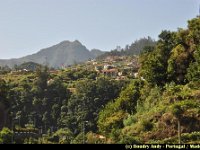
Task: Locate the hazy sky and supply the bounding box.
[0,0,199,59]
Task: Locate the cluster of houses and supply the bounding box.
[95,64,118,78]
[8,55,140,82]
[11,69,30,75]
[89,55,140,80]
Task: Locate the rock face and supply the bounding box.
[0,40,104,68]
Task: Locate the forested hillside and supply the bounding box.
[0,17,200,144]
[97,37,156,60]
[97,16,200,144]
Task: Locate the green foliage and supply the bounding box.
[188,17,200,45]
[17,62,42,71]
[138,85,162,112]
[34,66,49,95]
[181,132,200,143]
[0,79,9,108]
[141,120,154,131]
[171,105,183,119]
[167,44,190,83]
[125,37,156,55]
[187,46,200,81]
[51,128,74,144]
[60,78,126,135]
[123,115,137,127]
[24,137,38,144]
[149,132,200,144]
[1,16,200,144]
[62,69,97,81]
[117,80,143,114]
[70,132,85,144]
[100,110,127,136]
[0,128,13,144]
[119,134,141,144]
[0,66,11,74]
[97,37,156,59]
[86,132,107,144]
[139,17,200,85]
[98,80,143,137]
[4,67,71,136]
[170,100,199,117]
[139,30,177,86]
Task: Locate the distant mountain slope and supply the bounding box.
[97,37,156,59]
[91,49,105,58]
[0,40,103,68]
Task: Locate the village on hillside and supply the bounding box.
[0,55,140,81]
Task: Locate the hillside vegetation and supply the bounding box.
[97,17,200,144]
[97,37,156,60]
[0,17,200,144]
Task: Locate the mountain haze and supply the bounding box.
[90,49,105,58]
[0,40,104,68]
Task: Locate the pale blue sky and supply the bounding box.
[0,0,199,59]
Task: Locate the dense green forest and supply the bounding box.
[0,17,200,144]
[97,37,156,59]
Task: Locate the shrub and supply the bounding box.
[141,120,154,131]
[86,132,106,144]
[119,134,141,144]
[0,128,14,144]
[123,115,138,126]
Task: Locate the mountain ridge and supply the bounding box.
[0,40,104,68]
